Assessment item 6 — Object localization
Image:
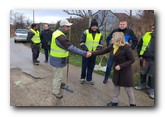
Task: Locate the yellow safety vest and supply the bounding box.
[30,29,41,43]
[50,30,69,58]
[140,32,152,55]
[85,29,101,51]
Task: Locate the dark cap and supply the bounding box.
[90,19,98,27]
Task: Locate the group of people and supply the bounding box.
[26,23,53,65]
[26,18,155,106]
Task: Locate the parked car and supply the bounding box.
[14,29,28,43]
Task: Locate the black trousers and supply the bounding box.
[31,43,40,62]
[81,55,96,81]
[43,45,50,61]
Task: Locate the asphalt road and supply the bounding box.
[10,38,154,106]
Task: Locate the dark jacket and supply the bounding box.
[106,28,138,49]
[50,27,87,68]
[137,33,154,60]
[40,29,53,49]
[26,30,35,44]
[80,27,103,51]
[93,44,135,87]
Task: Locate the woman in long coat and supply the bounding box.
[92,32,136,106]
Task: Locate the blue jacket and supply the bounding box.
[106,28,138,49]
[50,27,87,68]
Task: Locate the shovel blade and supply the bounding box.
[61,85,74,93]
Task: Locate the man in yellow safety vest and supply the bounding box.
[27,23,41,65]
[79,19,103,85]
[50,19,92,98]
[135,24,155,99]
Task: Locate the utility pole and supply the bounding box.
[129,10,132,28]
[33,10,35,23]
[88,10,92,27]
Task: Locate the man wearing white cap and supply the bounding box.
[50,19,92,98]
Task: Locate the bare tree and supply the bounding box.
[10,10,32,29]
[129,10,154,40]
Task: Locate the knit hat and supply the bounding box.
[90,19,98,27]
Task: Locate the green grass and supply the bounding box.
[69,53,82,67]
[22,45,140,85]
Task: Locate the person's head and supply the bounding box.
[112,32,126,46]
[31,23,39,30]
[119,20,128,30]
[90,19,98,31]
[59,19,73,32]
[44,24,49,30]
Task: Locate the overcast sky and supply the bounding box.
[12,10,136,24]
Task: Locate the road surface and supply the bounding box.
[10,38,154,106]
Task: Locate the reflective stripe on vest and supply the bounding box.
[140,32,152,55]
[30,29,41,43]
[85,29,101,51]
[50,30,69,58]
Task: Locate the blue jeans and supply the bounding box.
[81,55,96,81]
[104,55,114,81]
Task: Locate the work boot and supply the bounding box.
[80,79,85,84]
[52,93,63,99]
[33,61,39,65]
[36,60,40,63]
[149,92,154,99]
[103,79,108,84]
[147,89,154,99]
[60,82,66,88]
[107,102,118,106]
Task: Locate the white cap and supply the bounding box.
[60,19,73,26]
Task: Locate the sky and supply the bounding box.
[11,10,136,24]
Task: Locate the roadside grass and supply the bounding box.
[21,44,140,85]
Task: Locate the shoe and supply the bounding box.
[36,60,40,63]
[130,104,136,106]
[52,93,63,99]
[103,80,108,84]
[44,60,48,63]
[107,102,118,106]
[33,61,39,65]
[149,92,154,99]
[134,85,146,90]
[87,81,94,85]
[80,79,85,84]
[60,82,66,88]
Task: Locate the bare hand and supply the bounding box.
[86,51,92,58]
[115,65,121,71]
